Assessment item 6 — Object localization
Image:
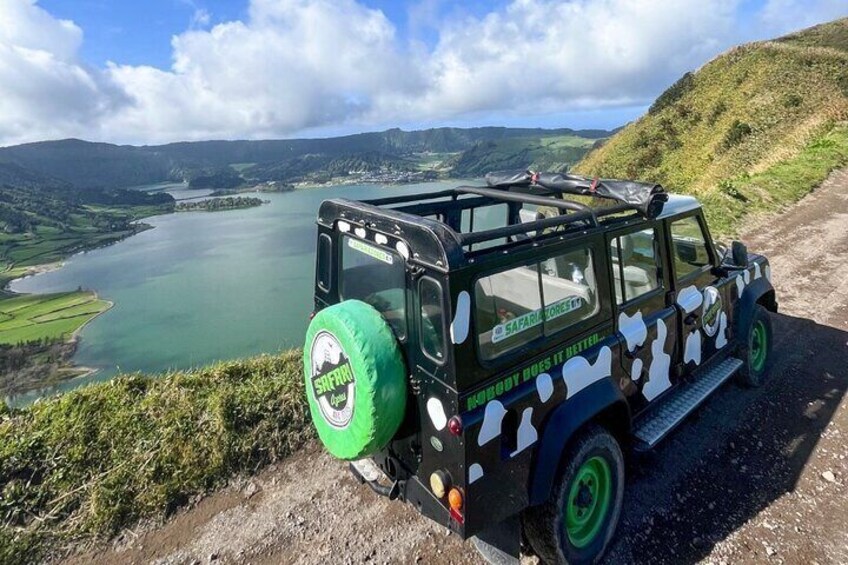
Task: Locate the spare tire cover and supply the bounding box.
[303,299,407,460]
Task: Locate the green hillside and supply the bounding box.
[448,135,597,177]
[577,18,848,234]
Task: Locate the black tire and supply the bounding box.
[736,305,773,388]
[523,425,625,565]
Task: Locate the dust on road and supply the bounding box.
[67,169,848,565]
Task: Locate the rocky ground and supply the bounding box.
[66,169,848,565]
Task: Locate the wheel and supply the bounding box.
[523,425,625,564]
[736,305,773,387]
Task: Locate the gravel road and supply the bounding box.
[67,169,848,565]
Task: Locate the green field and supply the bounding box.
[0,291,111,345]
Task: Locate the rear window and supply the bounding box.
[475,246,600,360]
[340,236,407,339]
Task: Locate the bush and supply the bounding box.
[722,120,753,150]
[0,351,312,563]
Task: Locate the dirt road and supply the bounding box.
[69,169,848,565]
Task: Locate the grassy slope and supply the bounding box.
[0,352,312,563]
[577,18,848,235]
[0,292,110,345]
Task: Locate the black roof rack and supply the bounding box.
[339,170,669,268]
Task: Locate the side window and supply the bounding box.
[670,216,711,279]
[474,244,602,361]
[317,234,332,292]
[419,278,446,363]
[475,264,543,360]
[610,227,662,304]
[539,247,600,334]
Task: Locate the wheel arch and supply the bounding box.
[528,378,630,507]
[734,276,777,340]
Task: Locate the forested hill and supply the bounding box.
[0,126,612,189]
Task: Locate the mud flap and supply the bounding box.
[471,513,521,565]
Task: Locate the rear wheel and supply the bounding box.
[737,305,772,387]
[524,426,624,564]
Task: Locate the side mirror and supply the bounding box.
[731,241,748,268]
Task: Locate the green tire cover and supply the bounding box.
[303,299,406,460]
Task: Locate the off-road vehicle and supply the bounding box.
[302,170,776,564]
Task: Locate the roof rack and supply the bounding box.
[361,169,667,251]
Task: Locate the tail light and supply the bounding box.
[448,487,464,524]
[448,416,463,436]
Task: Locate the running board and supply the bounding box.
[633,357,743,449]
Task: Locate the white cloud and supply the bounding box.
[0,0,845,145]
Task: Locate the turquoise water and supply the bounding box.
[10,181,461,403]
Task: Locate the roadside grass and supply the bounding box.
[0,351,312,564]
[0,292,111,345]
[701,123,848,236]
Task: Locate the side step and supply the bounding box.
[633,357,744,449]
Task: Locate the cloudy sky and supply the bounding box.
[0,0,845,146]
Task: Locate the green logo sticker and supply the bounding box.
[309,331,355,428]
[492,296,583,344]
[702,286,722,337]
[348,238,393,265]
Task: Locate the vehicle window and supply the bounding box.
[539,247,600,334]
[475,243,601,361]
[610,228,661,304]
[475,263,543,359]
[419,278,446,362]
[317,234,332,292]
[340,236,407,339]
[670,216,711,279]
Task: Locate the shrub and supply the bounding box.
[648,72,696,115]
[722,120,753,150]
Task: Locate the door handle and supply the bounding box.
[685,312,699,325]
[625,344,644,359]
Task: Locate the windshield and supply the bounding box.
[340,236,407,339]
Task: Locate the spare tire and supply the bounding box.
[303,299,407,460]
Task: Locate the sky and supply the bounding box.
[0,0,846,146]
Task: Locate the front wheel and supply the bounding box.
[736,305,773,388]
[523,425,624,564]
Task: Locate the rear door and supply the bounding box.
[666,213,725,370]
[608,222,680,412]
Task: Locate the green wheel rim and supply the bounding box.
[565,456,612,548]
[751,321,768,372]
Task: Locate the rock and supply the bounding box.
[209,552,219,562]
[765,545,776,556]
[244,480,260,499]
[821,471,836,483]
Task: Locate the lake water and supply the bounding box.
[10,181,462,403]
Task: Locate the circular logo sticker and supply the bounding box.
[309,331,355,429]
[701,286,723,337]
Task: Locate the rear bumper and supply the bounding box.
[347,463,467,538]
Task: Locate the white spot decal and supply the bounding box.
[426,398,447,431]
[684,329,702,365]
[563,346,612,399]
[354,227,367,239]
[735,274,745,297]
[631,358,643,382]
[478,400,507,446]
[450,291,470,344]
[715,312,728,349]
[677,285,703,314]
[643,319,672,401]
[753,262,762,280]
[618,310,647,352]
[337,221,351,233]
[396,241,410,260]
[469,463,484,484]
[765,264,771,282]
[743,269,751,285]
[536,372,553,403]
[511,407,538,457]
[374,234,388,245]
